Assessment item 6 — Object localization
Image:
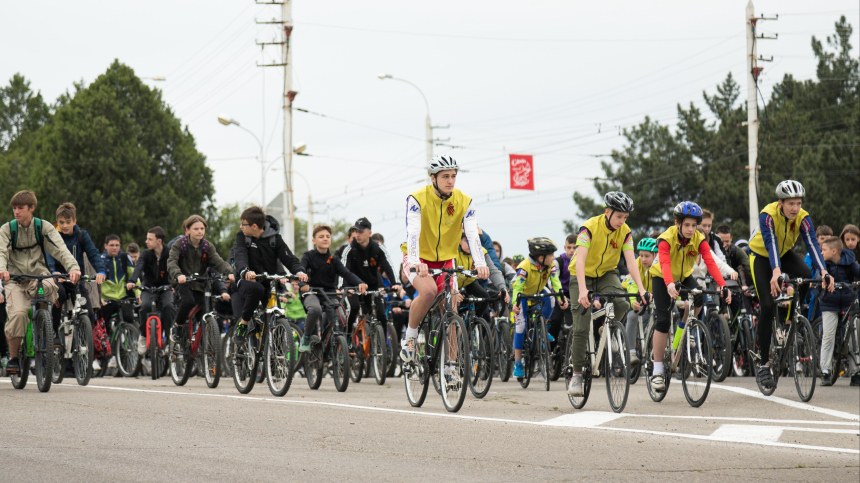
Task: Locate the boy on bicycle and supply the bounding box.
[100,234,139,335]
[567,192,649,396]
[455,230,509,319]
[621,237,658,370]
[816,236,859,386]
[648,202,730,391]
[129,226,176,355]
[0,190,81,375]
[511,237,567,378]
[747,181,833,389]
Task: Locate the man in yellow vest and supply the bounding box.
[747,180,833,389]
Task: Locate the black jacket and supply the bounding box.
[340,239,396,289]
[130,243,171,287]
[300,249,362,291]
[233,215,304,278]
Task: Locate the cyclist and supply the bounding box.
[400,155,489,365]
[817,236,860,386]
[231,206,306,344]
[648,201,731,392]
[129,226,175,355]
[0,190,81,375]
[100,233,139,371]
[567,192,650,397]
[340,217,399,332]
[747,180,833,389]
[511,237,567,378]
[622,237,658,369]
[547,235,575,342]
[455,230,508,319]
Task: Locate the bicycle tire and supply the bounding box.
[629,325,642,385]
[681,320,713,408]
[169,327,192,387]
[73,316,94,386]
[385,321,399,377]
[467,317,493,399]
[567,346,592,409]
[232,335,258,394]
[349,321,366,383]
[34,309,54,392]
[538,317,550,392]
[10,341,29,389]
[793,316,817,402]
[708,311,731,383]
[266,318,295,397]
[605,321,630,413]
[520,323,532,389]
[371,323,387,385]
[222,326,235,378]
[332,334,351,392]
[116,323,140,378]
[440,315,469,413]
[404,321,429,407]
[497,319,513,382]
[305,335,324,390]
[756,330,779,396]
[203,316,222,389]
[149,316,161,380]
[644,322,671,402]
[289,322,305,372]
[51,343,64,385]
[548,330,565,382]
[741,317,756,377]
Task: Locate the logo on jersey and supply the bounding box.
[466,209,475,219]
[409,204,419,213]
[609,240,618,249]
[447,202,455,216]
[790,221,796,232]
[685,249,698,258]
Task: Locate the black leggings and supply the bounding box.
[174,284,205,327]
[751,250,811,362]
[651,276,702,334]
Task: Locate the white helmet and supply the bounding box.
[775,180,805,199]
[428,154,459,175]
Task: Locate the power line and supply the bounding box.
[295,107,423,141]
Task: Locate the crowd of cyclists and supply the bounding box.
[2,154,859,414]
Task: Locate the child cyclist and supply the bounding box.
[622,237,658,369]
[648,202,731,391]
[817,236,860,386]
[747,181,833,389]
[511,237,568,379]
[455,231,509,319]
[567,192,650,396]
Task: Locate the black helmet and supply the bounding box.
[527,237,557,259]
[603,191,634,213]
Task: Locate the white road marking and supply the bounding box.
[5,380,858,454]
[622,412,859,426]
[711,424,784,443]
[540,412,625,427]
[689,382,860,421]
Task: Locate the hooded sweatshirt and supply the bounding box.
[102,249,139,301]
[46,225,105,275]
[820,249,860,313]
[233,215,304,279]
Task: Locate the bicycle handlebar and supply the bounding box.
[139,285,173,293]
[579,291,650,316]
[10,273,70,282]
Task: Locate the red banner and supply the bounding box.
[509,154,534,190]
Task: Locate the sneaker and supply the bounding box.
[298,334,312,353]
[821,373,833,387]
[5,357,20,375]
[108,356,117,369]
[513,361,525,378]
[138,336,147,356]
[444,364,459,388]
[650,373,666,392]
[547,333,555,342]
[567,373,584,396]
[851,374,860,387]
[400,336,418,363]
[143,358,152,375]
[233,324,248,344]
[92,359,102,372]
[629,351,640,372]
[757,365,775,389]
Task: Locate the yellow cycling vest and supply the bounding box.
[623,257,652,294]
[409,185,472,262]
[513,259,561,302]
[569,214,632,278]
[748,201,811,259]
[455,247,487,288]
[649,226,705,282]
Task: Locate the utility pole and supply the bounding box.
[307,192,313,252]
[745,0,777,236]
[256,1,296,247]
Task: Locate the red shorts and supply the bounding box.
[403,255,456,294]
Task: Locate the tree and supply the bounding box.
[0,73,50,152]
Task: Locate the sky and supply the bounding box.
[2,1,858,258]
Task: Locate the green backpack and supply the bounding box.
[9,218,48,264]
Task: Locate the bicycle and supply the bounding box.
[813,281,860,385]
[701,276,732,383]
[96,296,140,378]
[229,273,297,396]
[138,284,172,380]
[384,299,408,377]
[403,267,473,413]
[51,275,95,386]
[348,289,390,385]
[515,291,566,391]
[302,286,355,392]
[491,298,514,382]
[728,286,757,377]
[458,292,495,398]
[567,291,639,413]
[8,273,65,392]
[168,273,225,388]
[626,303,651,385]
[644,283,718,408]
[751,275,820,401]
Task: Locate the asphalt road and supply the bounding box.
[2,371,858,482]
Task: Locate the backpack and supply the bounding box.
[179,235,210,266]
[92,315,111,358]
[10,218,48,265]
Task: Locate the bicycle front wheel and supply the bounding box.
[74,316,94,386]
[497,319,513,382]
[681,320,713,408]
[231,334,258,394]
[567,346,592,410]
[605,321,630,413]
[468,317,493,398]
[440,315,470,413]
[116,323,140,378]
[792,316,817,402]
[644,323,671,402]
[169,328,192,386]
[349,322,365,383]
[332,334,351,392]
[371,323,388,386]
[203,316,222,389]
[265,318,295,397]
[404,321,429,407]
[34,309,55,393]
[708,311,731,383]
[537,317,550,392]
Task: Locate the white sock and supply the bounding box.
[405,326,419,339]
[653,361,664,374]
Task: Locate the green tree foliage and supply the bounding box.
[568,17,859,239]
[0,73,50,152]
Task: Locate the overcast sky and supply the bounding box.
[3,1,858,257]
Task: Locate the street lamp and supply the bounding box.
[378,73,433,168]
[217,114,266,206]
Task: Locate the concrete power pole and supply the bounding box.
[745,0,776,236]
[307,193,313,252]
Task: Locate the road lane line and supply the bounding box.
[711,424,784,442]
[689,382,860,421]
[621,412,859,426]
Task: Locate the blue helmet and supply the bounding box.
[673,201,703,223]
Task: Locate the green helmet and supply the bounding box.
[512,254,525,264]
[636,237,658,252]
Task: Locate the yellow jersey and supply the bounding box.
[569,214,633,278]
[649,226,705,282]
[622,257,652,294]
[455,247,487,288]
[405,186,474,263]
[748,201,813,260]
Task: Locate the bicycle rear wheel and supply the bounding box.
[149,317,161,380]
[203,316,222,389]
[644,323,671,402]
[793,316,817,402]
[440,315,470,413]
[497,319,513,382]
[332,334,351,392]
[10,340,30,389]
[468,317,493,399]
[404,322,429,407]
[681,320,713,408]
[51,345,64,384]
[349,321,366,383]
[222,325,235,379]
[231,335,258,394]
[74,316,94,386]
[169,327,192,386]
[34,309,54,393]
[385,321,399,377]
[289,322,305,374]
[605,321,630,413]
[755,332,779,396]
[537,317,551,391]
[520,327,533,389]
[629,326,642,385]
[549,332,565,382]
[116,323,140,378]
[266,318,295,397]
[567,349,592,409]
[371,323,388,385]
[708,311,731,383]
